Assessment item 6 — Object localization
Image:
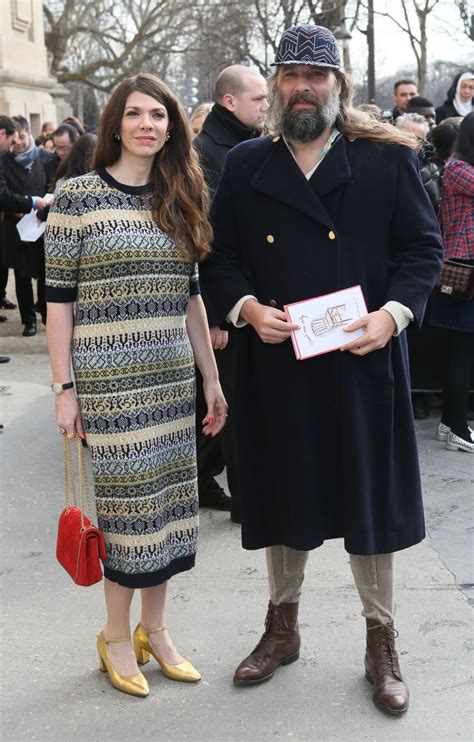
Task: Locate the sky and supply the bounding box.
[345,0,473,84]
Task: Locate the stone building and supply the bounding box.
[0,0,70,134]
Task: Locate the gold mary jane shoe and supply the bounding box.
[97,632,149,697]
[133,623,201,683]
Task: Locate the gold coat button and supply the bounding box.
[272,135,280,142]
[328,230,336,240]
[266,234,275,244]
[269,299,278,308]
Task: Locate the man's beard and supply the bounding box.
[271,87,340,143]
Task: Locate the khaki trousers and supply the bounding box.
[266,546,395,625]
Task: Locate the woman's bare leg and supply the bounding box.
[140,581,185,664]
[103,578,139,676]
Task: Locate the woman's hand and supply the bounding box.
[201,380,228,437]
[55,390,85,439]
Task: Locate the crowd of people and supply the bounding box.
[0,22,472,715]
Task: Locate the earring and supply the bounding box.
[114,131,121,142]
[165,132,171,142]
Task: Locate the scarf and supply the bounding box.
[453,72,474,117]
[14,135,38,169]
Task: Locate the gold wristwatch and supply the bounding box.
[51,381,74,395]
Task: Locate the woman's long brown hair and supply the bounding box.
[93,73,211,262]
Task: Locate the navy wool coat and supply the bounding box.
[200,135,443,555]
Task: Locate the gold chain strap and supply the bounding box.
[63,436,93,531]
[63,434,77,510]
[77,436,94,525]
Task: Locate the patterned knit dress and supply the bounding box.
[45,169,199,587]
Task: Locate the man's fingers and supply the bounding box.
[343,316,368,332]
[346,344,375,356]
[340,335,371,351]
[272,317,300,331]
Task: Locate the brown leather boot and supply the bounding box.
[365,619,409,714]
[233,601,300,685]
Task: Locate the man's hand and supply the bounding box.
[34,196,50,210]
[209,326,228,350]
[340,309,396,356]
[241,299,299,344]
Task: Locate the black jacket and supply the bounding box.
[0,154,33,213]
[201,135,443,553]
[0,149,56,276]
[194,104,261,325]
[194,104,261,195]
[435,100,458,124]
[418,142,441,213]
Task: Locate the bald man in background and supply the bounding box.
[194,65,269,520]
[195,65,269,193]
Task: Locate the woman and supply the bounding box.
[50,132,97,197]
[429,118,461,177]
[0,115,55,334]
[45,73,227,697]
[431,112,474,453]
[436,71,474,124]
[189,102,212,139]
[38,134,97,226]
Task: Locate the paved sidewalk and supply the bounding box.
[1,307,473,742]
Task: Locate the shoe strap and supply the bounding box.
[102,633,131,644]
[147,625,166,635]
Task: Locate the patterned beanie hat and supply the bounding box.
[271,24,341,69]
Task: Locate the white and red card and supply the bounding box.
[284,285,368,360]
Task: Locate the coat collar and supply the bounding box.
[251,136,352,228]
[201,104,261,148]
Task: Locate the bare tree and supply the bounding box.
[454,0,474,40]
[246,0,355,73]
[43,0,362,108]
[191,0,358,90]
[43,0,196,92]
[371,0,441,94]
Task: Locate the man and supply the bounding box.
[0,116,49,324]
[0,116,48,211]
[391,78,418,120]
[396,113,440,212]
[406,95,436,129]
[194,66,269,521]
[201,25,442,714]
[396,112,441,420]
[2,115,55,337]
[35,120,56,147]
[52,123,79,162]
[195,65,269,193]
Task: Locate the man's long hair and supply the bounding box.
[268,68,417,149]
[93,73,211,262]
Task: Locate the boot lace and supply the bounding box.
[374,623,401,677]
[252,602,287,655]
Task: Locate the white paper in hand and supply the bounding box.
[284,285,368,360]
[16,209,46,242]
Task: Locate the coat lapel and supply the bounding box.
[309,136,352,198]
[251,136,352,228]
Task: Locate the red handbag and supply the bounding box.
[56,435,106,586]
